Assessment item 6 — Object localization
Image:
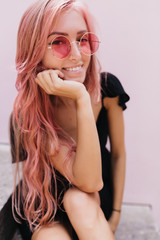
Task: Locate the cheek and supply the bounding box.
[42,52,50,68]
[84,55,91,69]
[42,52,62,69]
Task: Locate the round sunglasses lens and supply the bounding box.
[80,33,99,55]
[51,36,70,59]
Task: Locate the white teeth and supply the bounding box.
[64,66,82,71]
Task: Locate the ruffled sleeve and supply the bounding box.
[101,72,130,110]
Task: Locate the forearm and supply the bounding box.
[108,155,126,233]
[72,93,103,192]
[111,154,126,210]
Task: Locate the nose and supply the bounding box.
[69,41,81,61]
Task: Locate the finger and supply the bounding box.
[36,71,52,94]
[41,71,54,91]
[48,69,64,80]
[49,70,64,90]
[36,70,63,94]
[52,69,64,79]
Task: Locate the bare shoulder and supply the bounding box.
[103,96,120,110]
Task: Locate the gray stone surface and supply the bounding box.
[115,204,160,240]
[0,144,13,209]
[0,143,160,239]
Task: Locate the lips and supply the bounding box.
[63,65,83,72]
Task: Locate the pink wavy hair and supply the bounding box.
[12,0,101,231]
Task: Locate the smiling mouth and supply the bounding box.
[63,65,83,72]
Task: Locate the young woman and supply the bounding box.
[0,0,129,239]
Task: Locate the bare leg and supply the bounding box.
[31,223,72,240]
[63,187,115,240]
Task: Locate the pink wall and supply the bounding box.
[1,0,160,227]
[86,0,160,227]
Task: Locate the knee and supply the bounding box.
[63,187,88,210]
[31,223,72,240]
[63,187,100,208]
[63,187,100,228]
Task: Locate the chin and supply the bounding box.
[63,72,86,83]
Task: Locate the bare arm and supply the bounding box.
[103,96,126,233]
[72,93,103,192]
[36,70,103,193]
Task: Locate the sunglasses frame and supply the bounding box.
[48,32,100,59]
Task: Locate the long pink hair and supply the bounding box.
[12,0,101,231]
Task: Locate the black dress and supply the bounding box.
[0,72,130,240]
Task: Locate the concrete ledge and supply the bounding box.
[0,144,13,209]
[115,204,160,240]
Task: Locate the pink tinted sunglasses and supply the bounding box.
[48,32,100,59]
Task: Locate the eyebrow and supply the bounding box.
[48,30,88,38]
